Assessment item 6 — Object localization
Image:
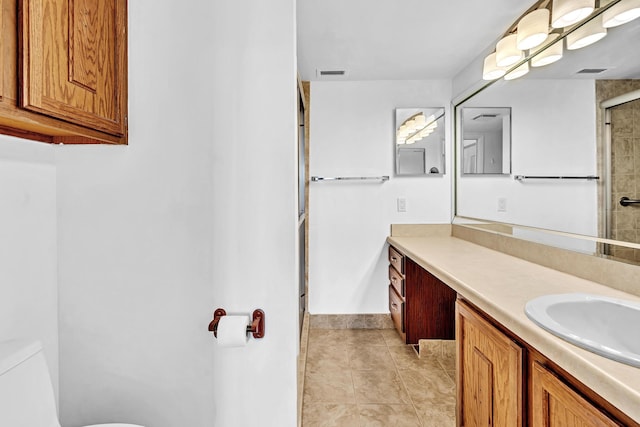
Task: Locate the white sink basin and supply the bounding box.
[525,293,640,368]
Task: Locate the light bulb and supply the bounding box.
[603,0,640,28]
[517,9,550,50]
[482,52,507,80]
[551,0,594,28]
[530,33,563,67]
[566,15,606,50]
[504,61,530,80]
[496,34,524,67]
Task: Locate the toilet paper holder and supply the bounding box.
[208,308,265,339]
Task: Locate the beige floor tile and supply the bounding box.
[304,369,356,404]
[358,404,421,426]
[352,370,411,404]
[413,403,456,427]
[380,329,406,346]
[306,346,350,372]
[309,328,346,343]
[347,345,395,371]
[388,346,442,371]
[436,353,456,371]
[399,367,456,406]
[302,329,458,426]
[302,403,360,427]
[446,370,456,382]
[336,329,386,346]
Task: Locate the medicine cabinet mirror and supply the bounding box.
[395,108,445,176]
[454,0,640,261]
[460,107,511,175]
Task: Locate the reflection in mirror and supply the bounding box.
[395,108,445,176]
[454,1,640,264]
[461,107,511,175]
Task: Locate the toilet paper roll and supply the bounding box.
[216,315,250,347]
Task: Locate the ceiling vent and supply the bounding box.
[472,114,499,121]
[316,69,347,78]
[577,68,608,74]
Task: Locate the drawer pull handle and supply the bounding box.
[391,277,397,282]
[391,256,398,262]
[391,302,398,309]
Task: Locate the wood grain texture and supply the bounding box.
[457,299,524,427]
[20,0,127,136]
[0,0,3,100]
[389,246,405,274]
[388,264,404,297]
[1,0,18,102]
[405,257,456,343]
[531,362,620,427]
[389,285,405,337]
[69,0,98,91]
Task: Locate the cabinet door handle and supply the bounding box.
[391,256,398,262]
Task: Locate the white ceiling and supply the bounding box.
[297,0,534,81]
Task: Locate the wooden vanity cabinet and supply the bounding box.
[457,299,524,426]
[0,0,127,144]
[531,361,621,427]
[457,299,638,427]
[388,246,456,345]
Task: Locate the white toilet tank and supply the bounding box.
[0,339,61,427]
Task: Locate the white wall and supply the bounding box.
[456,79,598,243]
[56,1,297,427]
[0,137,58,402]
[309,80,452,314]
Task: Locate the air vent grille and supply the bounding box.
[577,68,607,74]
[318,70,345,76]
[472,114,499,121]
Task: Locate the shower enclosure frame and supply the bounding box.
[601,88,640,255]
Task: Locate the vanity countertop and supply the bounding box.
[387,234,640,423]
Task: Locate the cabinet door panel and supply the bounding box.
[389,285,405,336]
[531,362,621,427]
[389,264,404,297]
[1,0,18,102]
[405,258,456,343]
[0,0,4,100]
[20,0,126,135]
[457,300,524,427]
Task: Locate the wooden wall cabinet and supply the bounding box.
[0,0,127,144]
[388,245,456,345]
[457,299,637,427]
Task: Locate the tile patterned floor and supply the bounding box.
[302,329,456,426]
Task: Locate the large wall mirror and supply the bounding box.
[454,0,640,261]
[395,108,445,176]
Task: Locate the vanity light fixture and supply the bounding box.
[504,61,530,80]
[551,0,595,28]
[530,33,564,66]
[517,8,550,50]
[566,14,607,49]
[496,34,524,67]
[397,113,438,145]
[482,52,507,80]
[602,0,640,27]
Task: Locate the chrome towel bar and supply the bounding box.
[311,176,389,182]
[514,175,599,181]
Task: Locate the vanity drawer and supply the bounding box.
[389,246,404,274]
[389,285,405,336]
[389,265,405,297]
